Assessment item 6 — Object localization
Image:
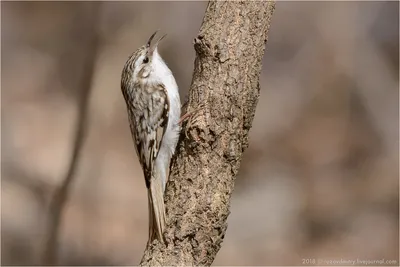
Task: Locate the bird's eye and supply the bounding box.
[143,57,149,64]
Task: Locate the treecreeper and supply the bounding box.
[120,31,181,243]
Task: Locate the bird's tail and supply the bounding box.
[148,176,166,243]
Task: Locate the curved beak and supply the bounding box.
[146,30,158,48]
[147,30,167,56]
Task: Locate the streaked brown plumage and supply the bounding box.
[121,31,181,242]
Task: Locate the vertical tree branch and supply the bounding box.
[41,3,102,265]
[140,1,276,265]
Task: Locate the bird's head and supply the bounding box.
[122,30,167,87]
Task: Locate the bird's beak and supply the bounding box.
[147,30,167,56]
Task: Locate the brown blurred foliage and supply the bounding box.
[1,1,398,266]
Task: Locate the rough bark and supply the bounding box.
[140,1,276,265]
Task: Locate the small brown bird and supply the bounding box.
[120,31,181,243]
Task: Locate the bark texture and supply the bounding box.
[140,1,275,265]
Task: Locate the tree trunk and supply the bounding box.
[140,1,276,265]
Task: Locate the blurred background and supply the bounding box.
[1,1,399,266]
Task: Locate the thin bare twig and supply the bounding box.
[42,3,102,265]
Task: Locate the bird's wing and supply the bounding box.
[134,84,169,188]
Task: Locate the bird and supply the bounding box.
[120,30,181,243]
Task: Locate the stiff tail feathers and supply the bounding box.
[148,176,166,243]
